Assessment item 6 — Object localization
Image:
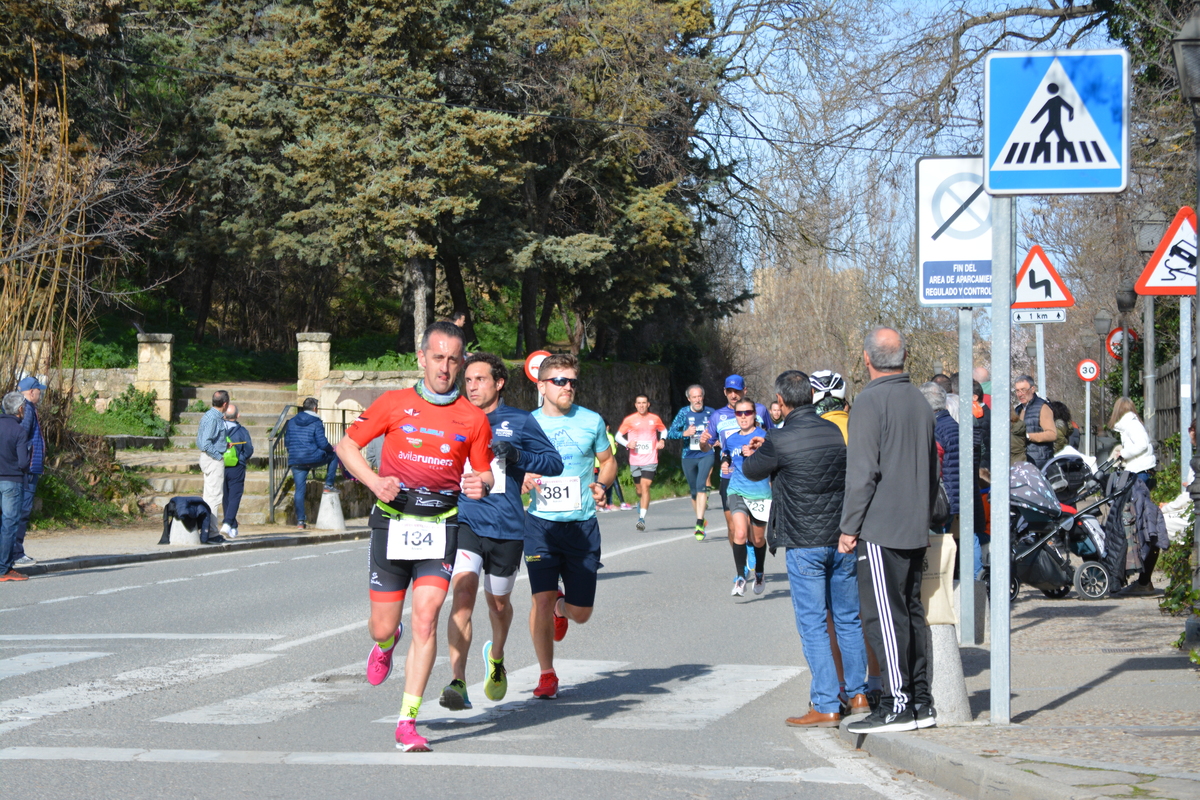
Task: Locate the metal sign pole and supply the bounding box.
[958,307,975,645]
[1085,382,1092,456]
[1034,323,1046,395]
[990,195,1014,726]
[1183,296,1193,476]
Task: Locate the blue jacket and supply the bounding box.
[933,409,960,515]
[224,421,254,466]
[21,400,43,475]
[286,411,333,466]
[0,413,30,481]
[459,401,564,541]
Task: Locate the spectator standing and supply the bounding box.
[0,392,30,582]
[1014,375,1055,469]
[220,404,254,539]
[196,390,230,519]
[11,376,45,567]
[932,374,959,423]
[743,370,867,727]
[286,397,339,530]
[973,366,992,408]
[838,327,938,734]
[1109,396,1156,483]
[921,382,959,532]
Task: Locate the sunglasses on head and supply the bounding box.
[546,377,578,387]
[734,409,755,417]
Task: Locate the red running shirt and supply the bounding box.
[345,387,493,492]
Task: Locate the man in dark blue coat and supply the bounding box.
[0,392,30,581]
[285,397,339,530]
[439,352,564,709]
[921,382,959,530]
[221,404,254,539]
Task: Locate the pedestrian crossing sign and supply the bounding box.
[1012,245,1074,308]
[1135,206,1197,296]
[984,49,1128,195]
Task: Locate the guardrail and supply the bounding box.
[266,406,353,523]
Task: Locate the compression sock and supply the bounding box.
[377,634,396,652]
[732,542,747,577]
[753,545,767,576]
[400,692,422,720]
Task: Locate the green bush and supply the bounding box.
[70,387,172,438]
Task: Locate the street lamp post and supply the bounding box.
[1171,8,1200,600]
[1093,309,1113,432]
[1134,209,1167,441]
[1117,282,1138,400]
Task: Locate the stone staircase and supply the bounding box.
[171,384,298,453]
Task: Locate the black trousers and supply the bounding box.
[856,539,931,716]
[222,464,246,528]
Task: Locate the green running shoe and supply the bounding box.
[483,640,508,701]
[438,678,472,710]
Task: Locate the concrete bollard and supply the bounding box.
[953,580,988,646]
[168,517,201,546]
[928,624,972,723]
[314,490,346,531]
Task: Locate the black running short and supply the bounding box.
[453,520,524,579]
[367,505,457,603]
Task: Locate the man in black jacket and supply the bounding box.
[743,371,866,728]
[838,327,938,734]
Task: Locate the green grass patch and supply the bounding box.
[70,387,172,438]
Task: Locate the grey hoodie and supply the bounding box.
[839,372,938,550]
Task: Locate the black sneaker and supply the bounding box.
[913,703,937,729]
[846,706,918,734]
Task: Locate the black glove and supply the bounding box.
[491,441,520,464]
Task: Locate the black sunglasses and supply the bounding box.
[734,409,756,417]
[546,377,579,387]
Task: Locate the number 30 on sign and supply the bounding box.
[1077,359,1099,382]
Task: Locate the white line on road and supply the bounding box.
[390,660,630,726]
[157,663,363,725]
[92,586,143,595]
[155,578,192,584]
[0,653,110,680]
[290,555,319,560]
[196,569,239,576]
[793,730,934,799]
[595,664,803,730]
[0,653,278,735]
[0,746,858,783]
[38,597,83,604]
[0,634,283,642]
[264,622,364,653]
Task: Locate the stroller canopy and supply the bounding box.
[1010,462,1065,518]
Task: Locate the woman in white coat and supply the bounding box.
[1109,397,1156,487]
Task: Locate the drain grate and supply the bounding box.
[1099,647,1157,654]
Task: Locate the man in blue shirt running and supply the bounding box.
[521,353,617,700]
[440,353,564,710]
[666,384,715,540]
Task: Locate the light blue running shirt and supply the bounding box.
[725,427,772,500]
[529,404,610,522]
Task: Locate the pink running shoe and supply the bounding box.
[395,718,431,752]
[366,624,402,687]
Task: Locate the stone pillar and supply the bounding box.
[135,334,174,420]
[297,333,332,402]
[17,331,52,378]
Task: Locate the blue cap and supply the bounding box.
[724,374,745,391]
[17,376,46,392]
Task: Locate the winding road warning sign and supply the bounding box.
[1012,245,1075,309]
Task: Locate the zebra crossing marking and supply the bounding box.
[157,663,363,725]
[0,652,109,681]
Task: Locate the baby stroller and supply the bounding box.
[983,457,1131,601]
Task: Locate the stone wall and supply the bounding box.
[47,368,138,412]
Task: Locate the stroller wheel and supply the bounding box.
[1041,585,1071,599]
[1010,576,1020,603]
[1073,562,1110,600]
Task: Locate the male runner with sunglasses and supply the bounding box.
[335,321,494,752]
[521,354,617,699]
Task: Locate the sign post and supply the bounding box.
[1078,359,1100,455]
[984,47,1127,726]
[1135,206,1197,478]
[917,156,992,647]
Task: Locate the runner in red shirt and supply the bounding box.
[616,395,666,531]
[335,321,494,752]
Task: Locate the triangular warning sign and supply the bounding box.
[1135,206,1197,296]
[990,58,1119,173]
[1012,245,1075,308]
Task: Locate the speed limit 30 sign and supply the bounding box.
[1077,359,1099,382]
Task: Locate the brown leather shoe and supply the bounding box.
[0,570,29,582]
[785,709,841,728]
[848,693,870,716]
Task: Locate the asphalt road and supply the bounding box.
[0,497,960,799]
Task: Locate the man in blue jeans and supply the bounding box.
[743,369,867,727]
[0,391,31,582]
[285,397,338,529]
[11,377,45,567]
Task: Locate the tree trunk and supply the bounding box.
[442,246,476,344]
[193,263,216,345]
[520,267,541,354]
[538,278,558,349]
[408,231,430,353]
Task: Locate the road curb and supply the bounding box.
[19,528,371,576]
[837,724,1105,800]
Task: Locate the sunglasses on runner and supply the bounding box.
[546,377,579,387]
[734,409,755,417]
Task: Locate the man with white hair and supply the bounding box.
[0,392,30,582]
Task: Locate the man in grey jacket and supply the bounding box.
[838,327,938,734]
[196,390,229,518]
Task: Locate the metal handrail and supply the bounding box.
[266,403,295,524]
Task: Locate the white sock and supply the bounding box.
[638,508,646,519]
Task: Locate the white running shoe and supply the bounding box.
[731,577,746,597]
[227,527,238,539]
[753,574,765,594]
[219,523,231,535]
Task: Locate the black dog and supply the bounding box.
[158,496,223,545]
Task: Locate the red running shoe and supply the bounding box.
[533,670,559,699]
[553,590,568,642]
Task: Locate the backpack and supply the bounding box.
[223,436,239,467]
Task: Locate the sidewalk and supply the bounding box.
[839,585,1200,800]
[15,517,371,576]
